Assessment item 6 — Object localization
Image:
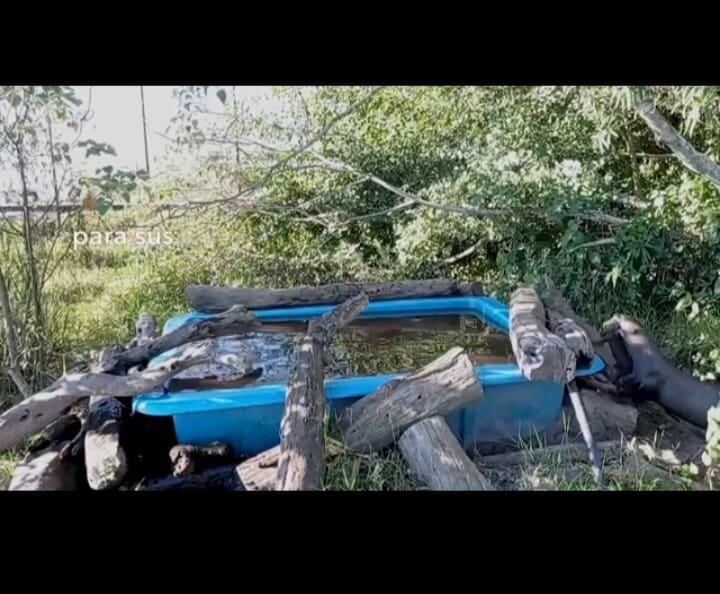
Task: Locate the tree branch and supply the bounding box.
[634,97,720,186]
[0,339,220,452]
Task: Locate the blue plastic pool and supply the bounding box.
[133,296,605,454]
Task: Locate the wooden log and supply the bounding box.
[86,316,157,490]
[26,413,82,455]
[8,442,83,491]
[545,309,594,361]
[276,291,369,490]
[542,279,617,378]
[339,347,482,453]
[0,339,219,452]
[170,442,234,477]
[399,416,495,490]
[236,439,345,491]
[509,286,575,383]
[98,305,259,375]
[134,465,241,491]
[185,278,484,311]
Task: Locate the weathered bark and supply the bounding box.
[98,305,258,375]
[0,339,219,452]
[85,316,156,490]
[545,309,594,362]
[135,465,241,491]
[0,267,31,399]
[509,286,575,383]
[634,97,720,186]
[8,442,83,491]
[339,347,482,453]
[170,442,234,477]
[236,439,345,491]
[276,291,369,490]
[542,279,616,378]
[185,279,484,311]
[26,413,82,455]
[236,446,283,491]
[399,416,495,490]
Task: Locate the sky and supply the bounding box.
[0,85,283,204]
[72,85,278,171]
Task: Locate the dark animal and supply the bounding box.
[602,314,719,428]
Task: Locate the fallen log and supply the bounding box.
[339,347,482,453]
[0,339,219,452]
[170,441,234,477]
[542,279,616,378]
[545,308,593,361]
[399,416,495,490]
[509,286,575,383]
[8,442,84,491]
[185,278,484,311]
[98,305,259,375]
[276,291,369,490]
[26,413,82,455]
[237,440,344,491]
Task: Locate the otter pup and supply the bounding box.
[602,314,719,428]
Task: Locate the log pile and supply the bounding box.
[1,277,712,491]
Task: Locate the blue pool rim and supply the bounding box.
[133,295,606,417]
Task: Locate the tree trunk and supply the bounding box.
[236,439,345,491]
[0,267,31,399]
[339,347,482,453]
[185,279,484,311]
[0,339,219,452]
[16,142,44,338]
[276,291,368,490]
[509,286,575,383]
[399,416,494,490]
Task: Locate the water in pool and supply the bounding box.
[169,315,514,389]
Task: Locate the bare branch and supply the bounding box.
[0,339,220,452]
[567,237,617,253]
[634,97,720,186]
[443,237,487,264]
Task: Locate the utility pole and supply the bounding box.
[140,86,151,176]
